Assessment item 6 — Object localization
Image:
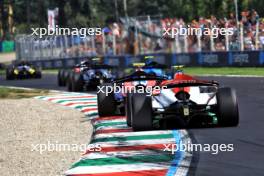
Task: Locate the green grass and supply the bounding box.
[183,67,264,76]
[0,69,4,75]
[42,69,58,74]
[0,87,49,99]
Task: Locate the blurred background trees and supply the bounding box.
[1,0,264,40]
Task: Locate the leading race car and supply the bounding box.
[6,61,42,80]
[97,67,239,131]
[58,58,116,92]
[97,60,173,125]
[124,55,172,79]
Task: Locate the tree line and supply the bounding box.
[1,0,264,40]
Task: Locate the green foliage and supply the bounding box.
[1,0,264,37]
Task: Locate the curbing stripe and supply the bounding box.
[95,128,132,134]
[83,143,173,155]
[92,133,174,143]
[94,130,172,139]
[65,164,170,175]
[92,138,176,147]
[81,149,172,160]
[36,93,193,176]
[71,154,174,168]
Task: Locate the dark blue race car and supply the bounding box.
[58,58,116,92]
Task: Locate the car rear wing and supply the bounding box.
[114,71,168,83]
[164,81,219,88]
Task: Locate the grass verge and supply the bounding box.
[183,67,264,76]
[42,69,59,74]
[0,87,49,99]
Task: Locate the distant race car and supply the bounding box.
[97,66,239,131]
[6,61,42,80]
[124,55,172,78]
[58,58,116,91]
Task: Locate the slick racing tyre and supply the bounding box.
[35,69,42,79]
[97,83,117,117]
[62,69,70,86]
[131,93,153,131]
[216,87,239,127]
[58,69,63,86]
[125,93,133,127]
[66,71,73,92]
[6,68,14,80]
[72,73,84,92]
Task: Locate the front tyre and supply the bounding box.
[125,93,132,127]
[58,69,63,86]
[66,71,73,92]
[216,87,239,127]
[62,69,70,86]
[6,68,14,80]
[72,73,84,92]
[97,83,117,117]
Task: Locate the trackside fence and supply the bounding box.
[23,51,264,69]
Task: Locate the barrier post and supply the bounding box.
[64,35,68,57]
[240,22,244,51]
[175,34,180,53]
[255,19,259,50]
[147,15,151,33]
[91,35,95,56]
[59,36,63,58]
[197,32,202,52]
[210,22,215,51]
[102,32,106,55]
[184,34,188,53]
[113,34,116,55]
[225,18,229,51]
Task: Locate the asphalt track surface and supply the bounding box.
[1,73,264,176]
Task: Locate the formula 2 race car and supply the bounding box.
[97,67,239,131]
[58,58,116,92]
[97,60,173,117]
[6,61,42,80]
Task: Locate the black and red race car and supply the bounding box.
[97,67,239,131]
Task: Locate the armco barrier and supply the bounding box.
[25,51,264,69]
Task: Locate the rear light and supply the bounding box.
[74,68,81,73]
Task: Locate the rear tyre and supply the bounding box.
[6,68,14,80]
[58,69,63,86]
[125,93,132,127]
[62,69,70,86]
[216,87,239,127]
[66,71,73,92]
[35,70,42,79]
[131,93,153,131]
[97,83,117,117]
[72,73,84,92]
